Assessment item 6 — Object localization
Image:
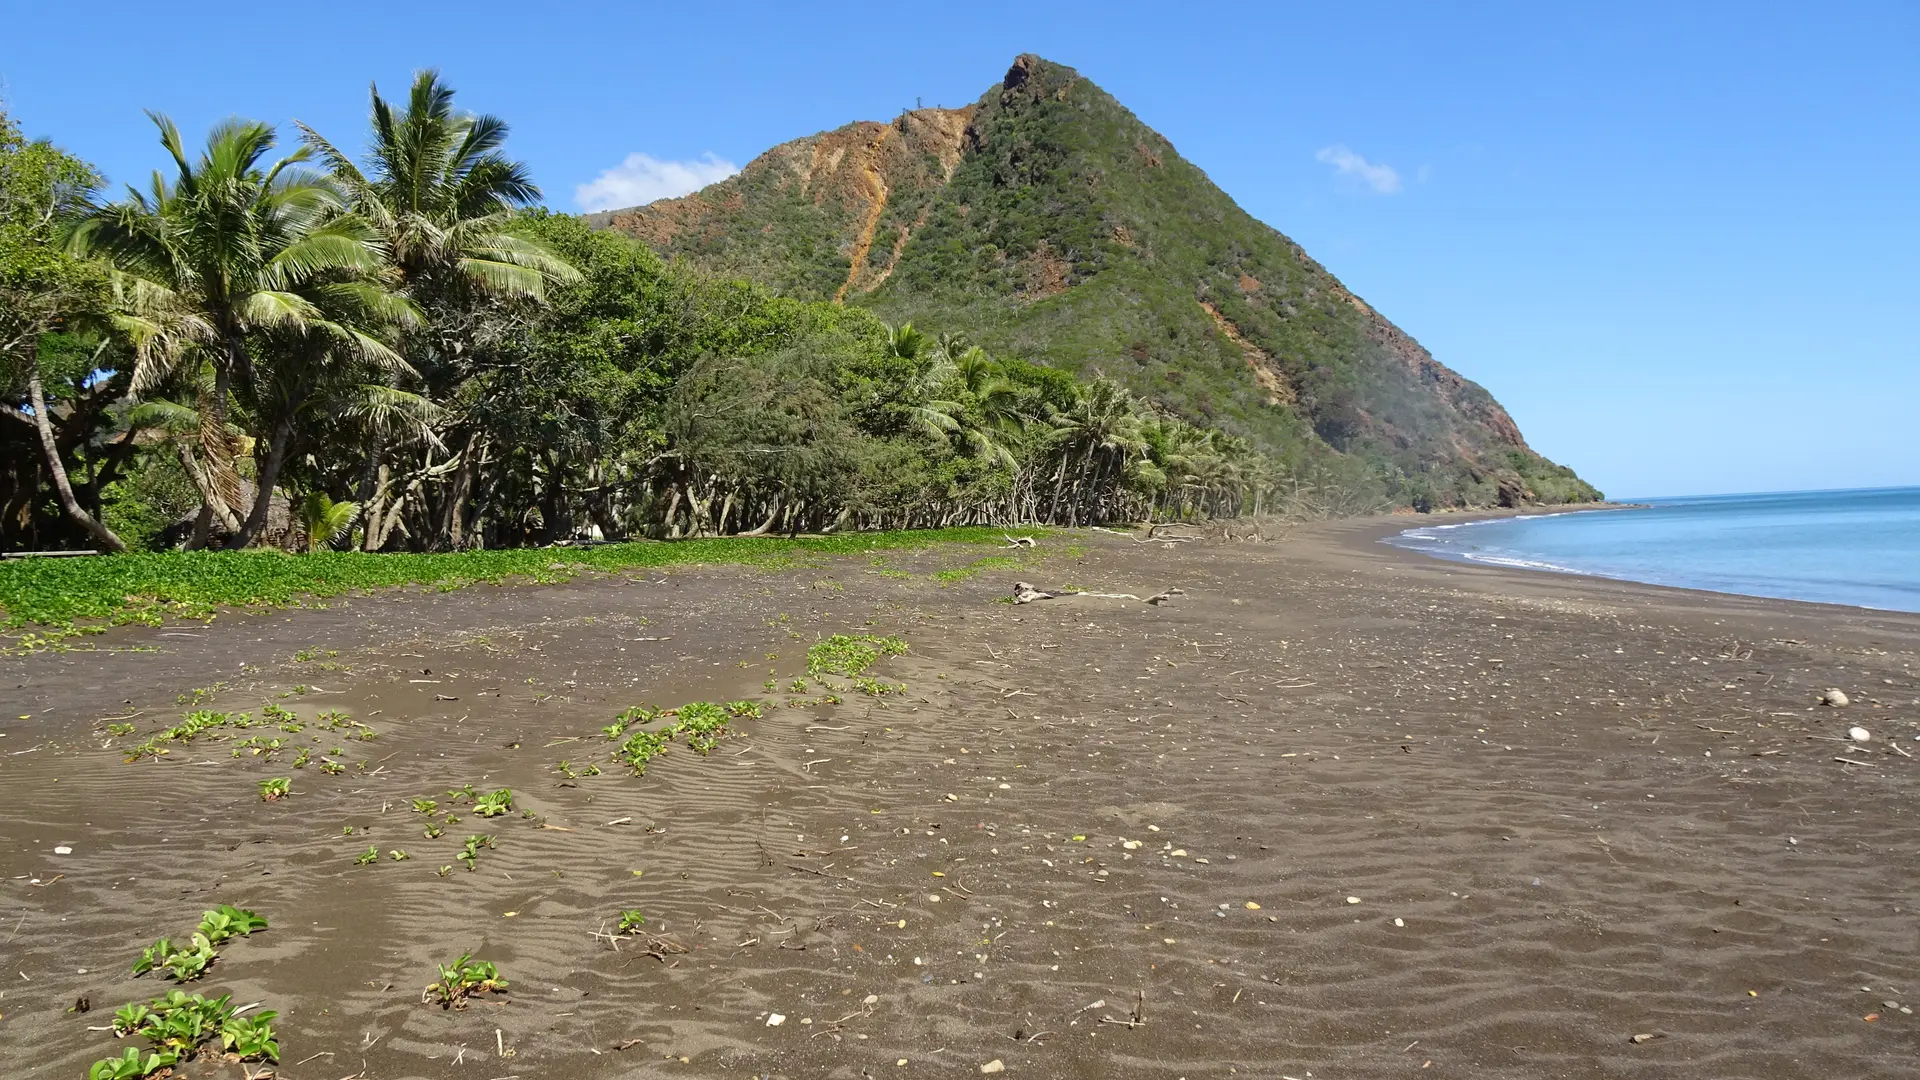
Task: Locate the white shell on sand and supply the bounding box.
[1849,726,1871,742]
[1820,688,1850,707]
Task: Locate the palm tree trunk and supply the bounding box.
[199,343,248,535]
[25,356,127,553]
[232,413,296,549]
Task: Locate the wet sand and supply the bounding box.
[3,520,1917,1078]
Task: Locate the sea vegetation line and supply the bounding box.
[5,73,1351,561]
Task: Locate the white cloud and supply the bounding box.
[1315,145,1402,194]
[574,151,739,212]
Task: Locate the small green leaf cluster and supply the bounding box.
[426,953,509,1009]
[852,674,906,696]
[130,905,267,982]
[458,833,496,870]
[602,697,761,773]
[91,990,277,1078]
[472,788,514,818]
[805,633,908,679]
[675,702,729,754]
[257,777,291,801]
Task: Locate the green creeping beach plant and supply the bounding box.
[220,1012,279,1060]
[602,696,761,774]
[197,904,267,944]
[354,845,380,866]
[425,953,509,1009]
[0,529,1033,630]
[617,908,647,933]
[129,905,267,986]
[473,788,514,818]
[458,834,496,870]
[89,988,277,1078]
[805,633,908,681]
[675,702,729,754]
[131,934,214,982]
[853,674,906,696]
[258,777,291,801]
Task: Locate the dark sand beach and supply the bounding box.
[3,520,1917,1078]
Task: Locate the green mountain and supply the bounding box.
[589,55,1596,508]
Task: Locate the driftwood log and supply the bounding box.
[1010,582,1184,606]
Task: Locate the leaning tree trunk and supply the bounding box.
[24,356,126,553]
[232,413,296,549]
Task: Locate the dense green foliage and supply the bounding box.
[4,74,1323,557]
[5,58,1595,562]
[0,107,136,551]
[0,525,1026,627]
[604,56,1601,510]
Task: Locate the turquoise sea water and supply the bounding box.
[1387,487,1920,613]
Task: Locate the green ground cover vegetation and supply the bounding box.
[0,525,1031,627]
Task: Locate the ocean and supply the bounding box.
[1387,486,1920,613]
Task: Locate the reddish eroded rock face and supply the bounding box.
[1363,306,1529,450]
[589,110,970,240]
[589,53,1595,507]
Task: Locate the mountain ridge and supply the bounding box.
[590,55,1597,508]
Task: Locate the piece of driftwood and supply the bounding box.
[1010,582,1184,606]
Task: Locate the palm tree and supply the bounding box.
[298,70,577,548]
[1046,378,1145,524]
[299,70,576,309]
[69,114,408,547]
[883,321,928,361]
[299,491,359,551]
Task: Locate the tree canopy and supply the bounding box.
[2,77,1565,555]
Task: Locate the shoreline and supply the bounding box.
[1364,503,1920,623]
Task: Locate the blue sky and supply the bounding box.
[4,2,1914,498]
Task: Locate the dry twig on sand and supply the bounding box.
[1099,990,1147,1028]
